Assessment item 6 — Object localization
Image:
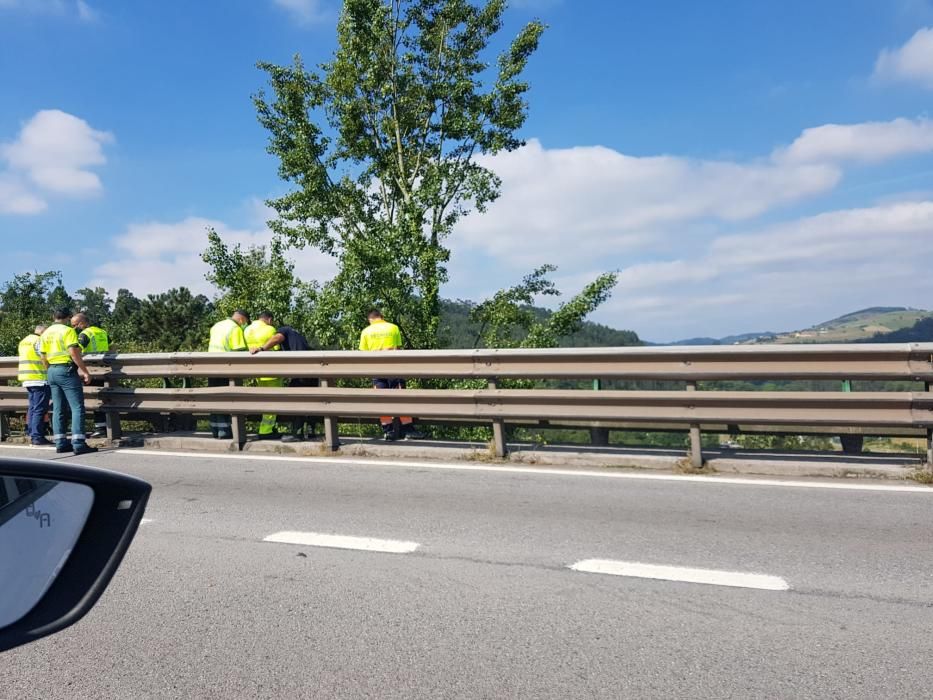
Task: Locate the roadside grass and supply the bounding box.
[906,468,933,485]
[674,458,713,474]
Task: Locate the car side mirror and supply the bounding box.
[0,458,151,653]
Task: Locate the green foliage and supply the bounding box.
[110,289,143,346]
[254,0,545,349]
[0,273,214,355]
[134,288,215,352]
[470,265,559,347]
[733,434,836,451]
[0,271,62,319]
[440,298,640,349]
[867,316,933,342]
[470,266,620,349]
[202,228,316,332]
[74,287,114,325]
[0,271,66,355]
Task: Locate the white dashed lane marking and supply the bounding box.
[569,559,790,591]
[263,531,420,554]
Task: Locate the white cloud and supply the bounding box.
[873,26,933,89]
[91,216,337,297]
[0,109,113,215]
[3,110,113,195]
[447,115,933,340]
[455,115,933,271]
[602,200,933,340]
[0,175,46,215]
[75,0,98,22]
[456,138,841,267]
[0,0,98,22]
[272,0,328,24]
[776,117,933,164]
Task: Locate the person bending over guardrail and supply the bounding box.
[244,311,284,440]
[207,310,249,439]
[359,309,424,442]
[250,321,319,443]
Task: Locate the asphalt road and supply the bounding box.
[2,446,932,699]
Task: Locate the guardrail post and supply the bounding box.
[686,381,703,468]
[320,379,339,452]
[488,378,507,458]
[927,382,933,469]
[589,378,610,447]
[103,379,122,442]
[229,378,246,451]
[0,376,8,442]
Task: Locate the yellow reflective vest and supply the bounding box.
[359,320,403,351]
[79,325,110,353]
[208,318,247,353]
[18,333,46,382]
[244,320,279,351]
[40,323,79,365]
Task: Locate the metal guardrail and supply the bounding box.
[1,343,933,381]
[0,344,931,465]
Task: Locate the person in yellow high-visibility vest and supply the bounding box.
[18,324,51,446]
[71,312,112,437]
[244,311,283,440]
[359,309,424,441]
[207,310,249,439]
[39,308,97,455]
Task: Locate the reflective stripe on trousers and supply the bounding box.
[256,377,283,434]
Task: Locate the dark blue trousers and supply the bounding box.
[26,385,51,442]
[48,363,87,448]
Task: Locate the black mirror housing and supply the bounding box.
[0,458,151,653]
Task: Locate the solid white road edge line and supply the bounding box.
[569,559,790,591]
[140,518,153,524]
[99,448,933,494]
[263,531,420,554]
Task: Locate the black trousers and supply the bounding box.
[289,377,320,436]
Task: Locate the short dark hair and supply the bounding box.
[367,309,383,320]
[52,308,71,321]
[258,311,274,321]
[232,309,249,318]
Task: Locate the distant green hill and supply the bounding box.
[666,332,774,346]
[864,316,933,342]
[771,307,931,344]
[663,307,932,346]
[439,299,641,348]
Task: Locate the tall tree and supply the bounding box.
[136,288,214,352]
[254,0,545,348]
[0,271,65,355]
[74,286,114,325]
[0,271,62,320]
[110,288,143,347]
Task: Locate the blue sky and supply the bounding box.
[2,0,933,341]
